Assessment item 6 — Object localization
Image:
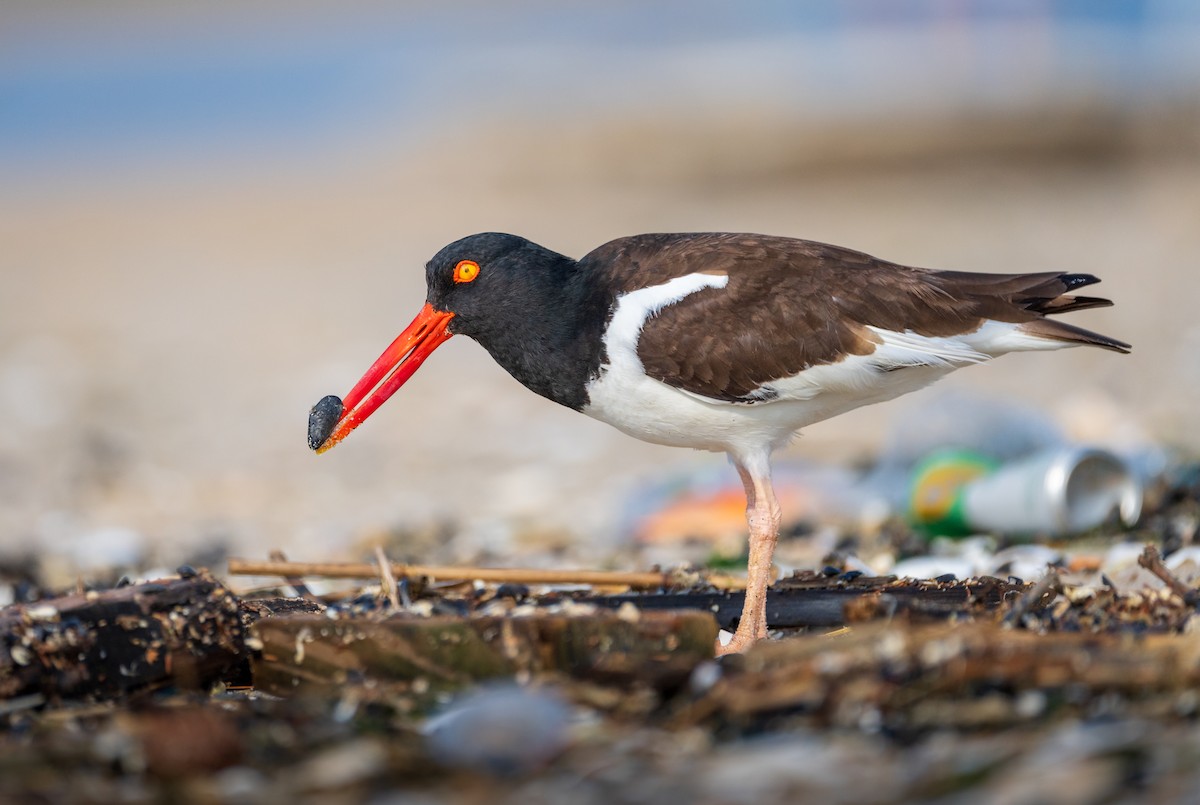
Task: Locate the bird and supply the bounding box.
[311,231,1130,654]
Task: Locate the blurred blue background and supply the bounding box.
[1,0,1198,576]
[5,1,1200,183]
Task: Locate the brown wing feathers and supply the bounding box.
[588,233,1129,402]
[929,270,1130,353]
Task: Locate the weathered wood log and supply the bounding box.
[252,609,717,697]
[0,572,244,702]
[673,620,1200,731]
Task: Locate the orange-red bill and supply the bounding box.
[315,303,454,453]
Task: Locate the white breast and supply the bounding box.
[584,272,754,453]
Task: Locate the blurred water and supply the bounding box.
[3,0,1199,183]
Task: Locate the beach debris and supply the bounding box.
[628,462,875,552]
[0,571,244,702]
[910,446,1142,537]
[3,526,1200,803]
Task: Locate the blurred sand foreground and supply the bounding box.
[2,111,1199,573]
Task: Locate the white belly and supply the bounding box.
[583,355,953,458]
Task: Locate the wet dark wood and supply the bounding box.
[0,573,245,702]
[579,574,1029,630]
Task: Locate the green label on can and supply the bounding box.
[908,449,998,537]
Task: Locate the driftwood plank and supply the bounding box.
[0,572,244,701]
[252,610,717,696]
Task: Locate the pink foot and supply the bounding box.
[714,630,760,656]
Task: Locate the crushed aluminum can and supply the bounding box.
[910,447,1142,538]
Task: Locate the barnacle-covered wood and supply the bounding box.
[252,610,716,697]
[0,572,244,701]
[239,596,325,627]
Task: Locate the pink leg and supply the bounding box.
[717,453,781,655]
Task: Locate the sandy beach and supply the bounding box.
[2,2,1198,572]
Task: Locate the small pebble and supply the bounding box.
[689,661,722,693]
[296,738,387,790]
[615,601,640,623]
[424,684,571,775]
[308,395,344,450]
[25,605,59,622]
[495,583,529,600]
[432,599,470,617]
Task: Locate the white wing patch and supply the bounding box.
[687,326,993,407]
[601,272,729,371]
[967,319,1077,354]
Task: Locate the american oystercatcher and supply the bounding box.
[310,232,1130,654]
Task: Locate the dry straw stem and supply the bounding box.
[373,546,403,610]
[227,558,748,591]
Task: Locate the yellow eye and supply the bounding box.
[454,259,480,284]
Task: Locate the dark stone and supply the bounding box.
[495,583,530,600]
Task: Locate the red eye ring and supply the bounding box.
[454,260,480,283]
